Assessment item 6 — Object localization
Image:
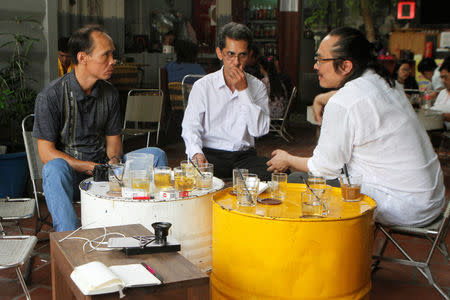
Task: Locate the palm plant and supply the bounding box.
[0,16,41,151]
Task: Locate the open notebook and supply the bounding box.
[70,261,161,297]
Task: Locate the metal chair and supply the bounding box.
[181,74,204,110]
[0,197,35,236]
[372,199,450,299]
[269,86,297,142]
[122,89,164,146]
[22,114,52,235]
[0,235,37,300]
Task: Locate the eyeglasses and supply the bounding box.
[222,50,249,61]
[313,56,343,67]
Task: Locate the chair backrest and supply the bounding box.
[281,86,297,125]
[168,82,184,111]
[181,74,204,110]
[124,89,164,124]
[21,114,43,182]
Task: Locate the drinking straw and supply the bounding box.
[189,157,205,178]
[301,176,321,202]
[342,163,351,186]
[237,169,253,204]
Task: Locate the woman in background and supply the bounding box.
[393,59,419,98]
[258,56,288,118]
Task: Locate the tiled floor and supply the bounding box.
[1,121,449,299]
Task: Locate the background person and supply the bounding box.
[58,37,74,77]
[418,57,442,99]
[181,22,271,180]
[258,55,288,118]
[430,59,450,129]
[267,27,445,227]
[393,59,419,98]
[165,39,206,83]
[33,25,168,232]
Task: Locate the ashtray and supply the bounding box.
[257,198,282,205]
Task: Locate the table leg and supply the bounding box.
[50,238,75,300]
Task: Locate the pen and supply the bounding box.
[141,262,164,283]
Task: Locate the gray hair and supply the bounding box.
[216,22,252,50]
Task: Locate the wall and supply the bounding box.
[0,0,58,91]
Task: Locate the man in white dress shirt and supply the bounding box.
[267,27,445,226]
[182,22,271,180]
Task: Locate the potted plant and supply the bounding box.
[0,16,41,197]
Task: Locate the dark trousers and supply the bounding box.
[203,147,271,181]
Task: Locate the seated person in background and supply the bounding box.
[258,56,288,118]
[418,58,443,98]
[33,25,168,232]
[273,55,293,95]
[267,27,445,227]
[182,22,271,181]
[244,44,263,79]
[165,39,206,83]
[430,59,450,129]
[58,37,74,77]
[393,59,419,98]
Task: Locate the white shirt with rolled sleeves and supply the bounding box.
[307,70,445,227]
[181,67,270,159]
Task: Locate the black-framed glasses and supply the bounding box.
[222,50,249,61]
[314,56,343,66]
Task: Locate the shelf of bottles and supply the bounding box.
[244,0,278,56]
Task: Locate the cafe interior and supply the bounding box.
[0,0,449,299]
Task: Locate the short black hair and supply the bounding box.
[175,40,198,63]
[216,22,252,50]
[439,59,450,73]
[58,37,70,52]
[418,58,437,74]
[68,24,107,65]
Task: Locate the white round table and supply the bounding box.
[79,177,224,271]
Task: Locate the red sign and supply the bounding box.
[397,2,416,19]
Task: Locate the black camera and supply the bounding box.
[93,164,109,182]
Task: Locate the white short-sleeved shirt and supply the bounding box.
[308,70,445,226]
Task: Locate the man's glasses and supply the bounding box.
[222,50,249,61]
[314,56,343,66]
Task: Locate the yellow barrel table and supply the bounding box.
[211,183,377,300]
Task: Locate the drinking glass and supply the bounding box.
[307,172,326,187]
[154,166,173,191]
[194,163,214,190]
[237,173,259,207]
[339,174,362,202]
[180,160,196,177]
[301,188,326,218]
[271,173,287,200]
[233,168,248,194]
[108,163,124,195]
[174,166,195,191]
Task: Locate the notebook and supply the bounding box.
[70,261,161,296]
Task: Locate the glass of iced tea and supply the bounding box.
[108,163,124,195]
[339,174,362,202]
[194,163,214,190]
[154,166,173,191]
[180,160,196,177]
[174,167,195,191]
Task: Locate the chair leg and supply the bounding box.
[146,132,150,148]
[16,266,32,300]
